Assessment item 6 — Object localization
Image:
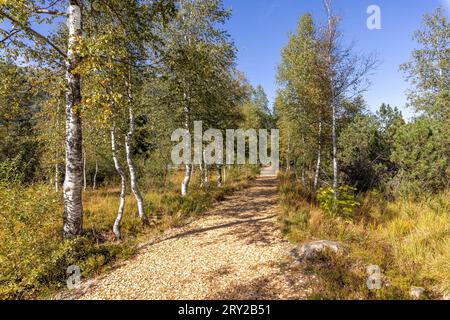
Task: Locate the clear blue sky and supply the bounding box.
[223,0,450,119]
[2,0,448,118]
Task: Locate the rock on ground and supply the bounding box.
[290,240,343,262]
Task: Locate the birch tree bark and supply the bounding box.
[92,159,98,190]
[83,147,87,191]
[217,165,223,187]
[111,123,127,240]
[313,115,323,191]
[181,164,192,196]
[55,163,60,193]
[63,1,84,238]
[324,0,338,200]
[202,150,208,188]
[125,79,150,225]
[331,100,338,198]
[203,163,208,188]
[181,99,191,196]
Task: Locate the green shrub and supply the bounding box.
[317,186,360,218]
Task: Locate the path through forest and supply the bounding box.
[73,172,311,300]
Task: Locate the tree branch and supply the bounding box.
[0,29,21,44]
[33,8,67,16]
[0,9,67,59]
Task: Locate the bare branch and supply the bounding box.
[0,29,20,44]
[33,8,67,16]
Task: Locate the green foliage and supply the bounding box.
[0,182,137,299]
[400,7,450,120]
[338,105,405,193]
[391,118,450,196]
[316,186,359,218]
[0,156,24,183]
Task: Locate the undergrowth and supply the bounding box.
[0,165,258,299]
[277,172,449,300]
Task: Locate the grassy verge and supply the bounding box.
[277,172,449,300]
[0,165,259,299]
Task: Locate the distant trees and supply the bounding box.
[276,3,376,197]
[156,0,243,196]
[276,4,448,200]
[400,7,449,121]
[0,64,42,183]
[277,12,328,190]
[338,104,404,192]
[393,7,449,196]
[0,0,249,239]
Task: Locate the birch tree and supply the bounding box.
[320,0,377,199]
[160,0,239,196]
[400,7,449,120]
[1,0,86,238]
[277,13,329,191]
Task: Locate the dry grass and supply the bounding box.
[277,172,450,300]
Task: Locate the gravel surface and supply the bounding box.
[72,176,311,300]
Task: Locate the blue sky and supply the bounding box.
[2,0,448,118]
[223,0,450,119]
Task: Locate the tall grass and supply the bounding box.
[277,172,449,300]
[0,165,258,299]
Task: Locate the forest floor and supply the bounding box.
[62,171,312,300]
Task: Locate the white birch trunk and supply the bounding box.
[63,1,83,239]
[202,150,208,188]
[204,164,208,188]
[199,163,204,187]
[125,109,149,224]
[111,124,127,240]
[83,148,87,192]
[181,164,192,197]
[125,79,149,225]
[313,116,323,191]
[332,102,338,199]
[217,165,223,187]
[55,163,60,193]
[181,93,191,196]
[324,0,338,200]
[92,159,98,190]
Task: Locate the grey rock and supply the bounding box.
[410,287,425,300]
[290,240,343,261]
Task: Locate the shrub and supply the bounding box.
[316,186,360,218]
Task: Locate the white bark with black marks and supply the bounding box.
[313,115,323,191]
[181,94,191,196]
[55,163,60,193]
[217,165,223,187]
[181,164,192,197]
[92,159,98,190]
[83,148,87,192]
[111,124,127,240]
[63,1,83,239]
[125,80,149,224]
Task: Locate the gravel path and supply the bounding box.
[74,175,311,300]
